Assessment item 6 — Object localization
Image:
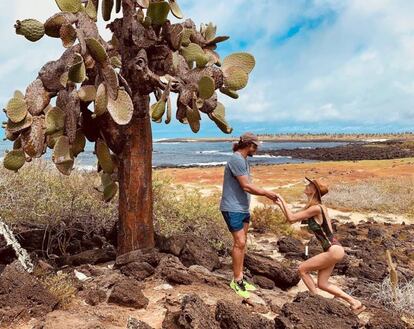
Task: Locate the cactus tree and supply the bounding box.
[3,0,255,254]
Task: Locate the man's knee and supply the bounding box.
[234,237,246,250]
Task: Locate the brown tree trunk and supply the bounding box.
[117,94,155,254]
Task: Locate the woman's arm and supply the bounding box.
[276,196,320,223]
[236,175,278,200]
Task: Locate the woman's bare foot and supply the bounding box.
[350,300,366,315]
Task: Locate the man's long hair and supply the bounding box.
[233,139,252,152]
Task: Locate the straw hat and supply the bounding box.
[305,177,328,200]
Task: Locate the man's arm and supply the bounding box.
[236,175,277,200]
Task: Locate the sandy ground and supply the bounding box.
[157,157,414,224]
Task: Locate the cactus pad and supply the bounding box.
[55,0,82,13]
[25,79,50,116]
[21,115,46,158]
[220,87,239,99]
[181,43,209,68]
[223,66,249,91]
[15,19,45,42]
[102,64,119,100]
[180,28,193,47]
[13,90,25,99]
[3,150,26,172]
[70,129,86,157]
[103,181,118,202]
[78,85,97,102]
[94,83,108,117]
[6,113,33,134]
[168,0,183,19]
[6,97,28,123]
[68,53,87,83]
[110,56,122,68]
[55,158,74,175]
[96,139,114,174]
[46,106,66,135]
[151,99,166,122]
[198,76,215,100]
[147,1,170,25]
[107,89,133,125]
[85,0,98,20]
[86,38,109,63]
[60,24,77,48]
[46,130,64,149]
[137,0,150,8]
[186,105,200,133]
[45,13,75,38]
[52,135,72,164]
[222,52,256,74]
[209,102,232,134]
[102,0,114,21]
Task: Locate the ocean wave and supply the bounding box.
[254,154,292,159]
[181,161,227,167]
[197,150,219,154]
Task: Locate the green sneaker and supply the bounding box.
[230,279,250,298]
[243,279,257,291]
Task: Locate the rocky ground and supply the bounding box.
[1,217,413,329]
[257,140,414,161]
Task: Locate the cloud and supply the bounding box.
[0,0,413,133]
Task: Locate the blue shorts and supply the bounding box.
[221,211,250,232]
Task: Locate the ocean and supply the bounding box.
[0,139,347,170]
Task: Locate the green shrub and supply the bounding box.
[251,205,296,236]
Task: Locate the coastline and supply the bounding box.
[155,133,414,144]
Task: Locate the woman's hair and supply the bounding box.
[233,139,252,152]
[304,183,322,210]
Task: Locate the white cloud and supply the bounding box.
[0,0,413,132]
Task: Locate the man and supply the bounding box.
[220,132,278,298]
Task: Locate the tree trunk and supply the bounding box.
[117,94,154,254]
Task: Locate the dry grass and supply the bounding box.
[0,160,117,230]
[324,177,414,215]
[251,205,297,237]
[40,271,78,308]
[153,173,232,253]
[370,276,414,317]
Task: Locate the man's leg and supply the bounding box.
[242,221,249,266]
[231,229,246,281]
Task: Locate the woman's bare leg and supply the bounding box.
[298,252,336,293]
[318,266,362,308]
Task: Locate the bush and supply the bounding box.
[250,205,296,236]
[324,178,414,215]
[370,276,414,317]
[0,160,117,232]
[153,173,232,254]
[39,271,77,308]
[0,161,233,254]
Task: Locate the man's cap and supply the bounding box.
[240,132,259,146]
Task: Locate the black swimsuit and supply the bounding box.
[307,206,341,252]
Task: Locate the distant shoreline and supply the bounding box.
[155,133,414,143]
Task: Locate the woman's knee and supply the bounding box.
[317,281,329,291]
[298,264,308,276]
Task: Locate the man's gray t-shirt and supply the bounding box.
[220,152,251,213]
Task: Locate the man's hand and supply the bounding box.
[265,191,279,201]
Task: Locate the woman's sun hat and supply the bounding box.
[305,177,328,200]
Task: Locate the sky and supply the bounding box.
[1,0,414,138]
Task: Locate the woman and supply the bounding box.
[274,177,366,314]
